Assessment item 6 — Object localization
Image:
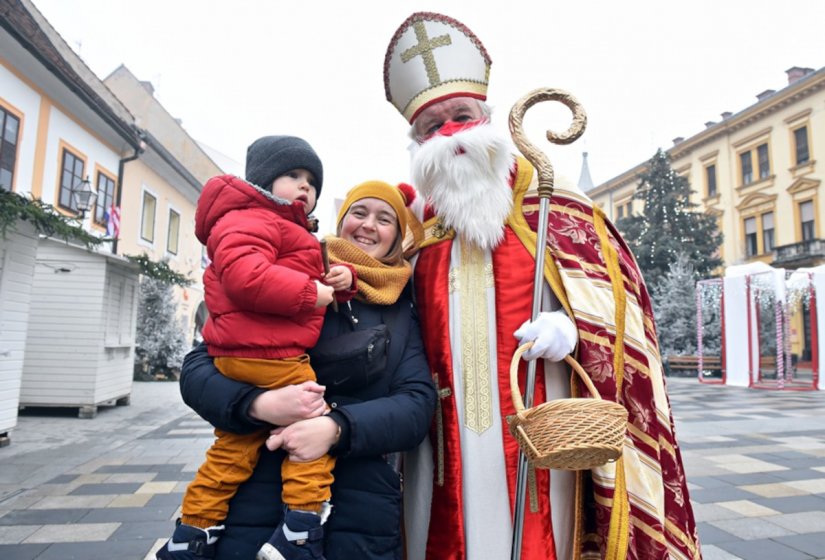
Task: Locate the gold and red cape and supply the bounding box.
[413,158,700,559]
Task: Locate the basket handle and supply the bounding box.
[509,342,603,414]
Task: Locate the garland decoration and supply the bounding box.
[126,253,193,287]
[0,189,104,248]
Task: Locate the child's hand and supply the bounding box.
[324,265,353,292]
[314,280,334,308]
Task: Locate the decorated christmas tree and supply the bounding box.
[135,276,189,379]
[617,149,723,286]
[652,253,697,357]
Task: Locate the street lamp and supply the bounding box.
[71,176,96,218]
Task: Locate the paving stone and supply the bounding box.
[739,482,809,498]
[710,472,785,485]
[696,522,740,545]
[0,525,40,545]
[145,493,185,507]
[33,538,153,559]
[22,522,120,543]
[69,483,143,496]
[768,512,825,534]
[690,486,763,504]
[698,544,744,559]
[751,495,825,513]
[787,479,825,494]
[103,472,157,484]
[709,517,796,540]
[107,494,153,508]
[691,503,744,522]
[775,532,825,557]
[718,500,780,517]
[45,474,79,484]
[0,508,90,526]
[28,495,117,509]
[0,543,50,560]
[771,469,825,482]
[717,538,815,560]
[691,476,735,489]
[80,506,178,524]
[109,519,172,540]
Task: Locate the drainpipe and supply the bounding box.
[112,138,145,255]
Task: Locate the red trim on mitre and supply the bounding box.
[414,238,466,560]
[408,92,488,124]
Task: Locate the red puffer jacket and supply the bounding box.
[195,175,325,359]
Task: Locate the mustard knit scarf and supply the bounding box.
[324,236,412,305]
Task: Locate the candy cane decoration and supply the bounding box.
[775,297,785,389]
[697,283,704,380]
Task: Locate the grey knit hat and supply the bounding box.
[244,135,323,196]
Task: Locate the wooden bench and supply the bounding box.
[665,355,722,377]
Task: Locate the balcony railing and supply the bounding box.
[772,238,825,267]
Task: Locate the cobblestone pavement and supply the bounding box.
[0,379,823,559]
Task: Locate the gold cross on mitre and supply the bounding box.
[383,12,493,123]
[400,22,452,86]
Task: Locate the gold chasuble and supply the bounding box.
[411,157,700,560]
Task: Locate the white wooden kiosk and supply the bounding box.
[0,222,39,445]
[19,238,140,418]
[722,262,822,390]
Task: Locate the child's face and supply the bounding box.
[271,169,318,214]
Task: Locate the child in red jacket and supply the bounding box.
[158,136,354,560]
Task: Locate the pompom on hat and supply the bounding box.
[384,12,492,123]
[337,181,423,257]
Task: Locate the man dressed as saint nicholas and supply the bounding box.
[383,12,701,560]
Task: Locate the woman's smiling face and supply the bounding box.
[340,197,399,259]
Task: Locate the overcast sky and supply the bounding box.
[31,0,825,228]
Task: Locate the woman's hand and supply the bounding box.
[248,382,327,426]
[265,416,339,461]
[324,265,353,292]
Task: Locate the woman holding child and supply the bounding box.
[176,177,435,560]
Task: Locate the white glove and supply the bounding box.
[513,310,578,362]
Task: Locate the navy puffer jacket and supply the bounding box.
[180,292,436,559]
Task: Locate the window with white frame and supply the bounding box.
[744,217,758,257]
[140,190,157,243]
[167,209,180,255]
[738,142,770,186]
[757,143,770,180]
[58,148,85,212]
[761,211,774,253]
[800,200,815,241]
[94,172,116,227]
[0,106,21,191]
[793,126,810,166]
[705,164,717,197]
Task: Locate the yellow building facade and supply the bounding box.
[590,66,825,271]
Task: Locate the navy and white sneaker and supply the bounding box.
[156,519,225,559]
[256,509,326,560]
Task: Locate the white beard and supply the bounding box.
[410,123,515,250]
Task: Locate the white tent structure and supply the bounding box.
[719,262,822,390]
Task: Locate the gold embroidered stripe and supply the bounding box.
[459,242,493,433]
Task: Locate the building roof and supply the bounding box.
[590,65,825,196]
[0,0,141,149]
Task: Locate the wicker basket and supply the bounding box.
[507,343,628,470]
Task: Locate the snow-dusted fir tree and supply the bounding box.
[135,276,188,379]
[617,149,723,286]
[652,253,697,356]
